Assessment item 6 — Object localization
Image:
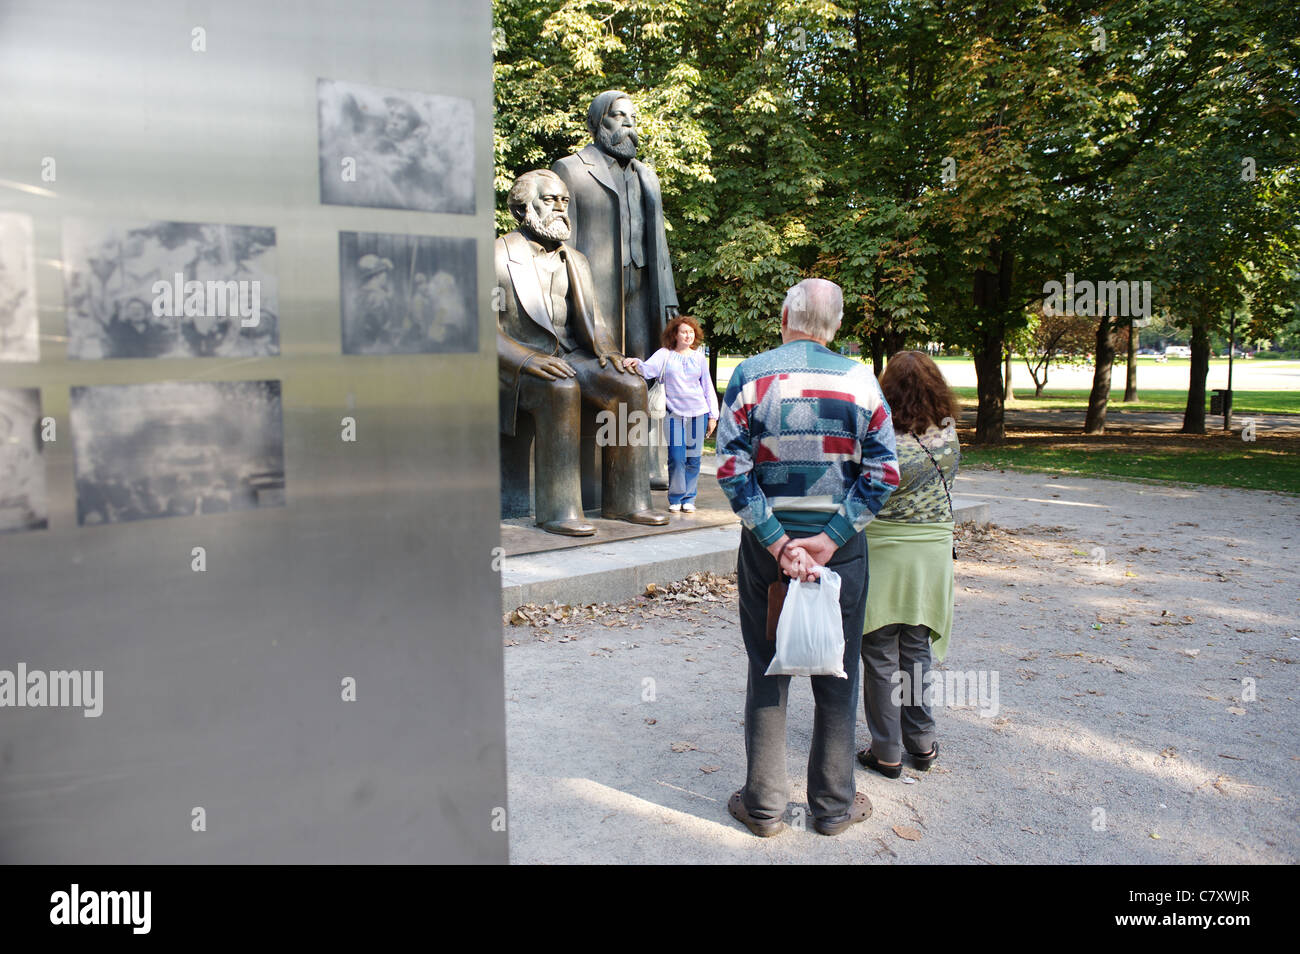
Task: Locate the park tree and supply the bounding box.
[1017,307,1097,397]
[909,0,1156,443]
[796,2,945,375]
[1095,0,1300,433]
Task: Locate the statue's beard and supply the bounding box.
[597,126,638,160]
[525,206,571,242]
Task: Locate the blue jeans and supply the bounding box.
[737,527,868,824]
[667,413,708,506]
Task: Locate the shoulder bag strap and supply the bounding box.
[913,432,958,559]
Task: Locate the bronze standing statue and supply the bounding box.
[553,91,681,488]
[497,169,668,535]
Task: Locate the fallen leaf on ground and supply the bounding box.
[893,825,923,841]
[670,741,698,753]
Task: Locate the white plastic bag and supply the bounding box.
[765,566,847,678]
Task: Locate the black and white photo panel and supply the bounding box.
[62,219,279,360]
[70,380,285,527]
[317,78,475,215]
[0,212,39,362]
[0,388,48,534]
[338,231,477,355]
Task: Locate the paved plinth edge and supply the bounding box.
[501,497,989,612]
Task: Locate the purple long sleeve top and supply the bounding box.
[636,347,720,420]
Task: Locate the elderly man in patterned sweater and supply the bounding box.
[716,278,899,837]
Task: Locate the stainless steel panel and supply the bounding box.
[0,0,505,862]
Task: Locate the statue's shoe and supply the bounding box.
[540,518,596,536]
[606,508,668,526]
[650,477,669,491]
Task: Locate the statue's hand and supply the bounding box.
[597,348,628,373]
[664,306,679,320]
[524,354,576,380]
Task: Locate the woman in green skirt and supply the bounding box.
[857,351,960,779]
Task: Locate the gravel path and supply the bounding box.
[504,470,1299,864]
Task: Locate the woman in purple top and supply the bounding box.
[623,315,719,512]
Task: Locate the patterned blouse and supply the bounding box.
[876,421,961,524]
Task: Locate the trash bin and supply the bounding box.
[1210,389,1232,416]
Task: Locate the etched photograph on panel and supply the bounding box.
[0,212,39,362]
[0,388,48,533]
[70,380,285,526]
[317,78,475,215]
[339,231,477,355]
[62,218,279,360]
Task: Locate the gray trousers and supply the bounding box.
[861,623,937,763]
[738,528,867,823]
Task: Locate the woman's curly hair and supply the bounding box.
[878,351,959,435]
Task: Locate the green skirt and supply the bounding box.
[862,518,955,663]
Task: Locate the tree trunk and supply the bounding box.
[869,332,885,378]
[971,241,1012,444]
[884,329,906,358]
[708,347,719,407]
[1084,317,1114,434]
[1003,348,1014,401]
[1181,321,1211,434]
[973,330,1005,444]
[1123,319,1138,402]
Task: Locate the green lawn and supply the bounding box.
[962,438,1300,493]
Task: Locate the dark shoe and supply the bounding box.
[606,508,668,526]
[650,477,669,491]
[728,791,785,838]
[856,748,902,779]
[907,741,939,772]
[540,518,596,536]
[813,791,872,836]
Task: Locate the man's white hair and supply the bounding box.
[782,278,843,341]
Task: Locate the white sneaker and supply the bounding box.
[682,503,696,513]
[669,503,682,512]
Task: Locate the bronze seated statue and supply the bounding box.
[497,169,667,535]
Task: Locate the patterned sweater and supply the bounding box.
[716,340,900,547]
[878,423,961,524]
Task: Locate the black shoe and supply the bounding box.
[907,741,939,772]
[856,748,902,779]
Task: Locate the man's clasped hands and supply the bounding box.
[768,532,837,583]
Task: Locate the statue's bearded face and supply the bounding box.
[597,97,638,160]
[523,178,571,241]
